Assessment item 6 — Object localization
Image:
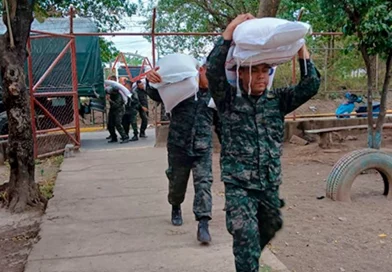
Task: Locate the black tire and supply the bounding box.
[326,148,392,201]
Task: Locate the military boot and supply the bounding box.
[108,138,118,143]
[171,205,183,226]
[197,217,211,244]
[120,136,129,144]
[130,134,139,142]
[139,132,148,138]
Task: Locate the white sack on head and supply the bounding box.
[104,80,132,102]
[230,17,310,67]
[233,18,311,51]
[158,76,199,113]
[150,53,200,89]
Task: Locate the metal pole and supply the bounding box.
[291,8,304,121]
[70,38,81,145]
[69,5,74,34]
[152,8,157,67]
[324,47,328,93]
[27,39,38,158]
[70,31,344,37]
[151,8,159,141]
[376,54,379,91]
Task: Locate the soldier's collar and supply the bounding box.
[266,89,276,99]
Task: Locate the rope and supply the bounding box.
[4,0,15,48]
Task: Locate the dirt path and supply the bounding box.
[211,131,392,272]
[0,157,63,272]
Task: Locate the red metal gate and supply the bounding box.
[27,30,80,158]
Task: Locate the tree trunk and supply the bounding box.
[257,0,281,17]
[360,46,377,148]
[374,51,392,149]
[0,0,45,213]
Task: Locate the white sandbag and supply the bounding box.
[158,76,199,113]
[232,39,305,66]
[208,98,217,110]
[231,18,310,66]
[104,80,132,103]
[150,53,200,89]
[233,18,311,50]
[225,46,278,89]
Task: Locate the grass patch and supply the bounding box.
[259,264,272,272]
[38,179,56,200]
[37,155,64,200]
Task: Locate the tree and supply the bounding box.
[124,54,145,66]
[139,0,281,57]
[100,39,120,64]
[319,0,392,149]
[0,0,136,213]
[0,0,44,213]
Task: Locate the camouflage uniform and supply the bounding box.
[206,38,321,272]
[108,90,127,141]
[146,84,217,220]
[123,91,140,137]
[136,87,149,136]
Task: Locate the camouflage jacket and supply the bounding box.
[109,90,124,113]
[136,87,149,108]
[146,83,216,157]
[206,38,321,191]
[125,90,141,114]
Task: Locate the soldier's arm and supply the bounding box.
[274,53,321,115]
[132,92,142,109]
[206,14,254,107]
[145,80,163,103]
[139,91,149,107]
[206,37,231,106]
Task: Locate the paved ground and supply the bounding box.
[80,128,156,151]
[25,129,289,272]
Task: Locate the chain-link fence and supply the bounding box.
[28,31,80,158]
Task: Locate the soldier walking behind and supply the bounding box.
[107,85,129,144]
[122,80,141,142]
[145,62,218,244]
[135,80,149,138]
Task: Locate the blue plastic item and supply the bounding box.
[356,102,380,118]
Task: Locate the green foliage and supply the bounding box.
[125,55,144,66]
[100,38,119,63]
[359,3,392,57]
[1,1,136,63]
[319,0,392,57]
[37,0,136,32]
[138,0,261,57]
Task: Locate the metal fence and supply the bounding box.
[27,30,80,158]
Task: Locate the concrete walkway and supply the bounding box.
[25,130,289,272]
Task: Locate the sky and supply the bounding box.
[104,0,154,61]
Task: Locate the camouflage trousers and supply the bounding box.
[225,183,284,272]
[122,108,138,137]
[166,147,213,220]
[108,109,127,140]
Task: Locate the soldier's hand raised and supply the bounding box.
[146,67,162,84]
[222,14,255,41]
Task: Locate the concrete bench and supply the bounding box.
[305,123,392,149]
